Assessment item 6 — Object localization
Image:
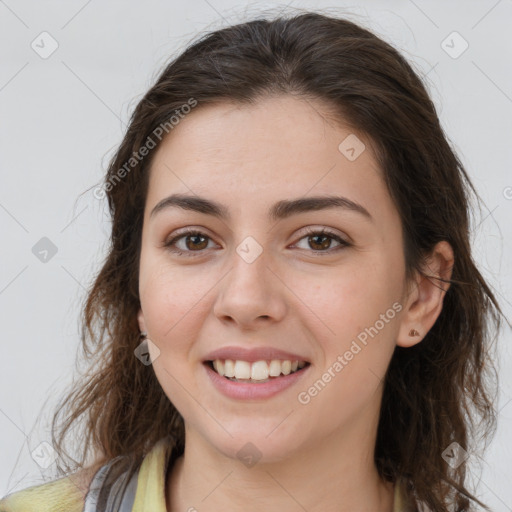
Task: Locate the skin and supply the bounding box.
[136,95,454,512]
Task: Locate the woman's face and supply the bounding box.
[137,95,412,463]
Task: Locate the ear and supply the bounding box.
[137,307,147,334]
[397,241,454,348]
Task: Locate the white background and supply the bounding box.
[1,0,511,509]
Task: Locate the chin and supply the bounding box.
[202,428,306,466]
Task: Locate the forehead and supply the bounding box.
[146,95,396,226]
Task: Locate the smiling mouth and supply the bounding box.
[206,359,310,383]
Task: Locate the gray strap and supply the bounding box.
[83,462,113,511]
[83,457,139,512]
[118,469,138,511]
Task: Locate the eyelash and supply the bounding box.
[163,227,351,257]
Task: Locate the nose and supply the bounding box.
[213,247,287,330]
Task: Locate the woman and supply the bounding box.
[0,10,504,512]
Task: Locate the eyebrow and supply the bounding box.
[150,193,373,223]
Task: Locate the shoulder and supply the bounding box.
[0,438,175,512]
[0,464,101,512]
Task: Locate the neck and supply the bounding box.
[166,417,395,511]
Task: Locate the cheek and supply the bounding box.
[139,258,213,354]
[289,257,400,366]
[139,262,213,412]
[287,262,386,335]
[293,268,398,429]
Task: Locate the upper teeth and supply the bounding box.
[212,359,307,380]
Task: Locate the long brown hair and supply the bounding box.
[50,9,505,511]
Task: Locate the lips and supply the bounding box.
[204,346,310,364]
[204,356,311,400]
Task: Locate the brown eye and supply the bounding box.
[293,228,351,254]
[308,233,334,251]
[164,230,215,256]
[183,233,209,251]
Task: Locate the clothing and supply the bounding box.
[0,437,173,512]
[0,436,416,511]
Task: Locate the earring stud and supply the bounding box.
[140,331,147,338]
[409,328,420,337]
